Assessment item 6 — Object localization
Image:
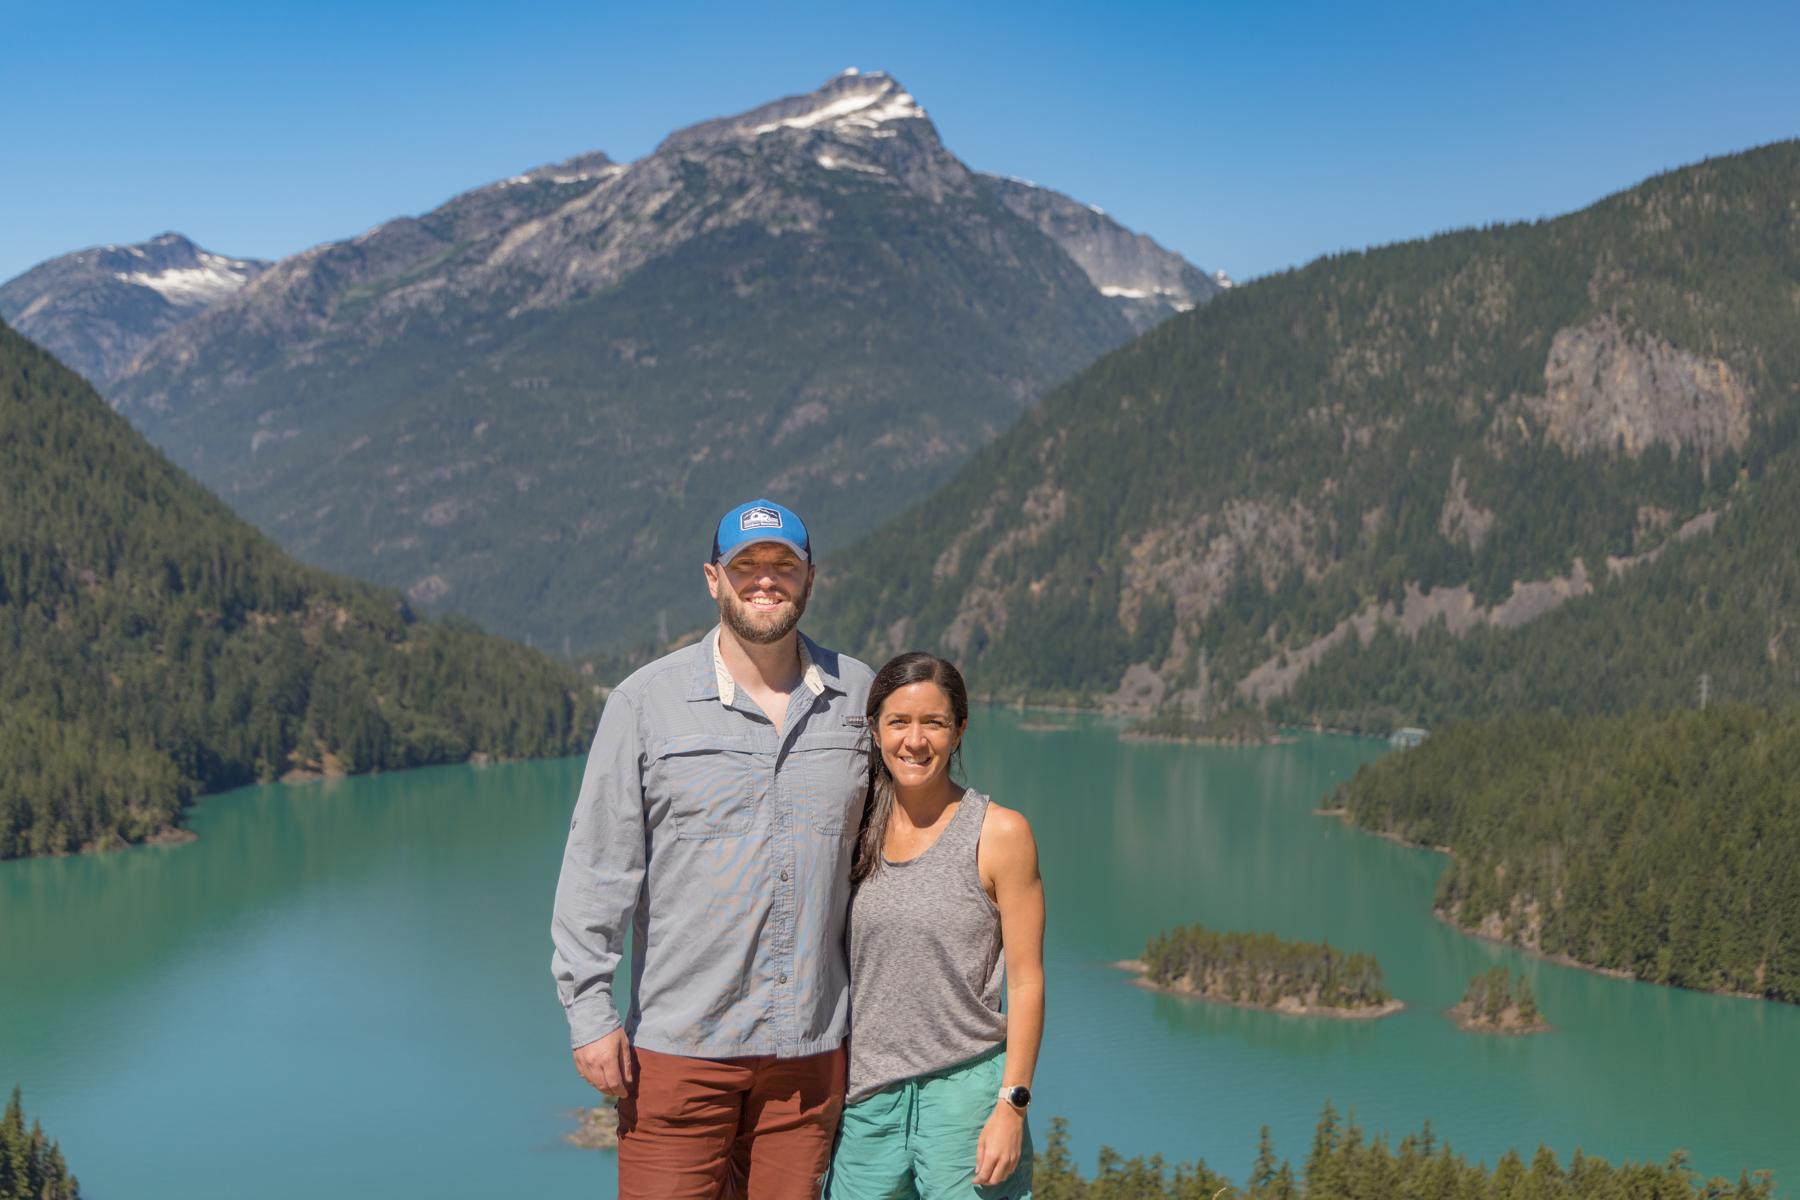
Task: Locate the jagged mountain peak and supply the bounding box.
[0,233,269,384]
[658,69,931,154]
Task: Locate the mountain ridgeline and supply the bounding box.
[815,141,1800,728]
[80,70,1218,656]
[0,321,596,859]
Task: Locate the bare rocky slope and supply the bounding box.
[984,173,1224,331]
[80,70,1220,655]
[813,141,1800,726]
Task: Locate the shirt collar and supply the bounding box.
[709,627,826,707]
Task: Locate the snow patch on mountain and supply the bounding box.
[817,153,888,175]
[751,83,926,136]
[499,164,626,188]
[1100,284,1197,313]
[113,252,260,304]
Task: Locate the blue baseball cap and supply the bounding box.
[712,499,811,563]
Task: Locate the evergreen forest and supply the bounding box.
[1330,707,1800,1002]
[0,320,600,859]
[9,1084,1776,1200]
[1,1089,78,1200]
[1034,1103,1774,1199]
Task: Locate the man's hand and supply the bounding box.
[974,1101,1024,1187]
[572,1029,635,1099]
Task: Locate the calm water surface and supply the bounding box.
[3,712,1794,1197]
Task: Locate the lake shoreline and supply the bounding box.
[1321,807,1773,1005]
[565,1104,619,1150]
[1121,731,1296,747]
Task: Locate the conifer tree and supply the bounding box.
[1249,1125,1279,1195]
[1516,974,1540,1025]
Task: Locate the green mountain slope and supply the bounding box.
[99,72,1217,655]
[815,141,1800,721]
[0,320,596,859]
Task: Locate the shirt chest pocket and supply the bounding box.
[787,730,870,836]
[648,734,762,839]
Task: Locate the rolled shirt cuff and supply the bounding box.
[566,993,623,1050]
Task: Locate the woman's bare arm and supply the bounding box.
[975,803,1045,1185]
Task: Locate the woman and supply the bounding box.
[829,652,1045,1200]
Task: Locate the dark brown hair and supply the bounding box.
[851,651,970,884]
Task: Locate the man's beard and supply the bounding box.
[717,576,811,645]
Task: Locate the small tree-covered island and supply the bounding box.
[1451,967,1551,1035]
[1122,924,1402,1018]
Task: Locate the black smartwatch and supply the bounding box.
[998,1085,1031,1111]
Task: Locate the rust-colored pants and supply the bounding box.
[618,1045,847,1200]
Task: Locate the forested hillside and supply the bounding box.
[0,321,596,859]
[1330,707,1800,1003]
[816,141,1800,725]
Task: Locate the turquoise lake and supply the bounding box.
[3,711,1794,1196]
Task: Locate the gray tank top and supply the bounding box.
[846,789,1007,1102]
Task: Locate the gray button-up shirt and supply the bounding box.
[552,627,873,1058]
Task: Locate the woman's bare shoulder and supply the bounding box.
[978,801,1039,869]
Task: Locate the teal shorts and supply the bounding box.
[827,1048,1033,1200]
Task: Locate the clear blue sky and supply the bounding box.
[4,0,1797,284]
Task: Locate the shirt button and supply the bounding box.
[779,973,788,983]
[779,869,789,882]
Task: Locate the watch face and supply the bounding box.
[1008,1086,1032,1108]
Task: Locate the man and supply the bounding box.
[552,498,874,1199]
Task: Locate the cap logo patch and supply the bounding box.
[740,506,783,531]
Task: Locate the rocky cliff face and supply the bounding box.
[984,174,1223,332]
[92,71,1218,654]
[1509,316,1751,471]
[0,233,267,384]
